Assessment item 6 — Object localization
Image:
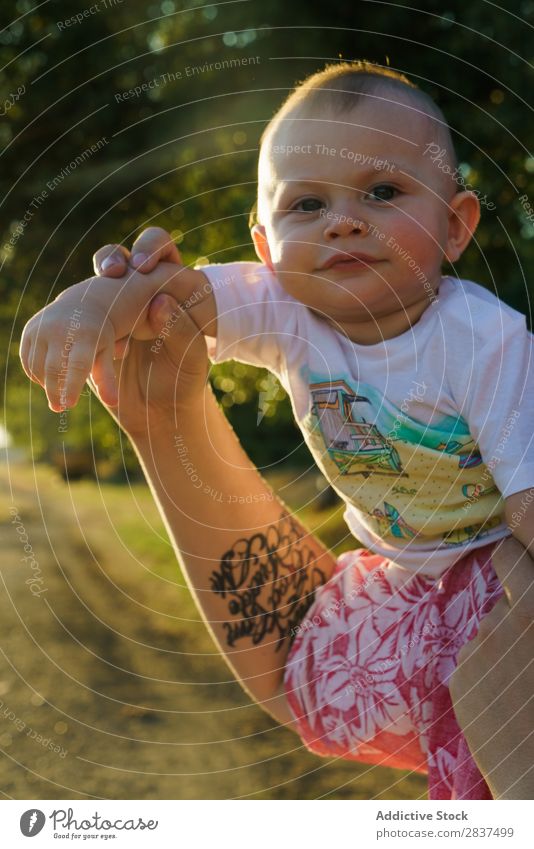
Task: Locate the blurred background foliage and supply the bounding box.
[2,0,534,478]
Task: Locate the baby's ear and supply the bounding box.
[251,224,275,270]
[444,190,481,263]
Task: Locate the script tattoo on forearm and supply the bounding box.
[210,511,327,650]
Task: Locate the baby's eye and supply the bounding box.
[367,184,399,202]
[291,197,324,213]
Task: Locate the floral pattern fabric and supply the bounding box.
[284,542,503,799]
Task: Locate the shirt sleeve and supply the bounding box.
[197,261,299,377]
[447,295,534,499]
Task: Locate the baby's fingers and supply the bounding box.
[19,327,32,377]
[19,319,46,387]
[44,342,96,412]
[19,336,45,388]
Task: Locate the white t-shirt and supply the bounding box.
[203,261,534,576]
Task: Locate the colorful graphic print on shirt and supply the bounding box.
[301,376,502,547]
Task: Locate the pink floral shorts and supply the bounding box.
[283,541,503,799]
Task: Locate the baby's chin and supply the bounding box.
[275,268,382,315]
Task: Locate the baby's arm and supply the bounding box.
[94,228,289,377]
[20,260,216,413]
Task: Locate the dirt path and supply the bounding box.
[0,461,425,800]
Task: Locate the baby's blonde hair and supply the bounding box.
[249,60,457,227]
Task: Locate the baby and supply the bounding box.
[20,61,534,799]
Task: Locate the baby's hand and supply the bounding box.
[20,226,214,414]
[19,257,187,413]
[20,277,125,412]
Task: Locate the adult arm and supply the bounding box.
[505,489,534,560]
[131,382,334,728]
[450,536,534,799]
[89,247,336,728]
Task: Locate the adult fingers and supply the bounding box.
[491,535,534,616]
[129,226,182,272]
[473,596,509,641]
[91,347,119,408]
[455,598,507,670]
[113,336,130,360]
[148,293,207,370]
[147,293,177,334]
[93,243,131,276]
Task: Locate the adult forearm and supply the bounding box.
[455,662,534,800]
[451,535,534,799]
[128,386,336,722]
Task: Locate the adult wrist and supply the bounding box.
[126,392,210,451]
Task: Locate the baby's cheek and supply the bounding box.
[271,266,307,303]
[272,234,293,259]
[273,267,297,293]
[396,222,443,270]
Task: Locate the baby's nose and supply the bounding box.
[323,209,368,238]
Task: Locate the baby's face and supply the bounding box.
[253,99,474,343]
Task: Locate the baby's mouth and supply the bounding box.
[320,252,380,270]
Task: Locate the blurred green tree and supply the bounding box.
[2,0,533,473]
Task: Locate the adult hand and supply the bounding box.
[450,535,534,799]
[88,292,209,441]
[93,226,181,276]
[89,229,208,439]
